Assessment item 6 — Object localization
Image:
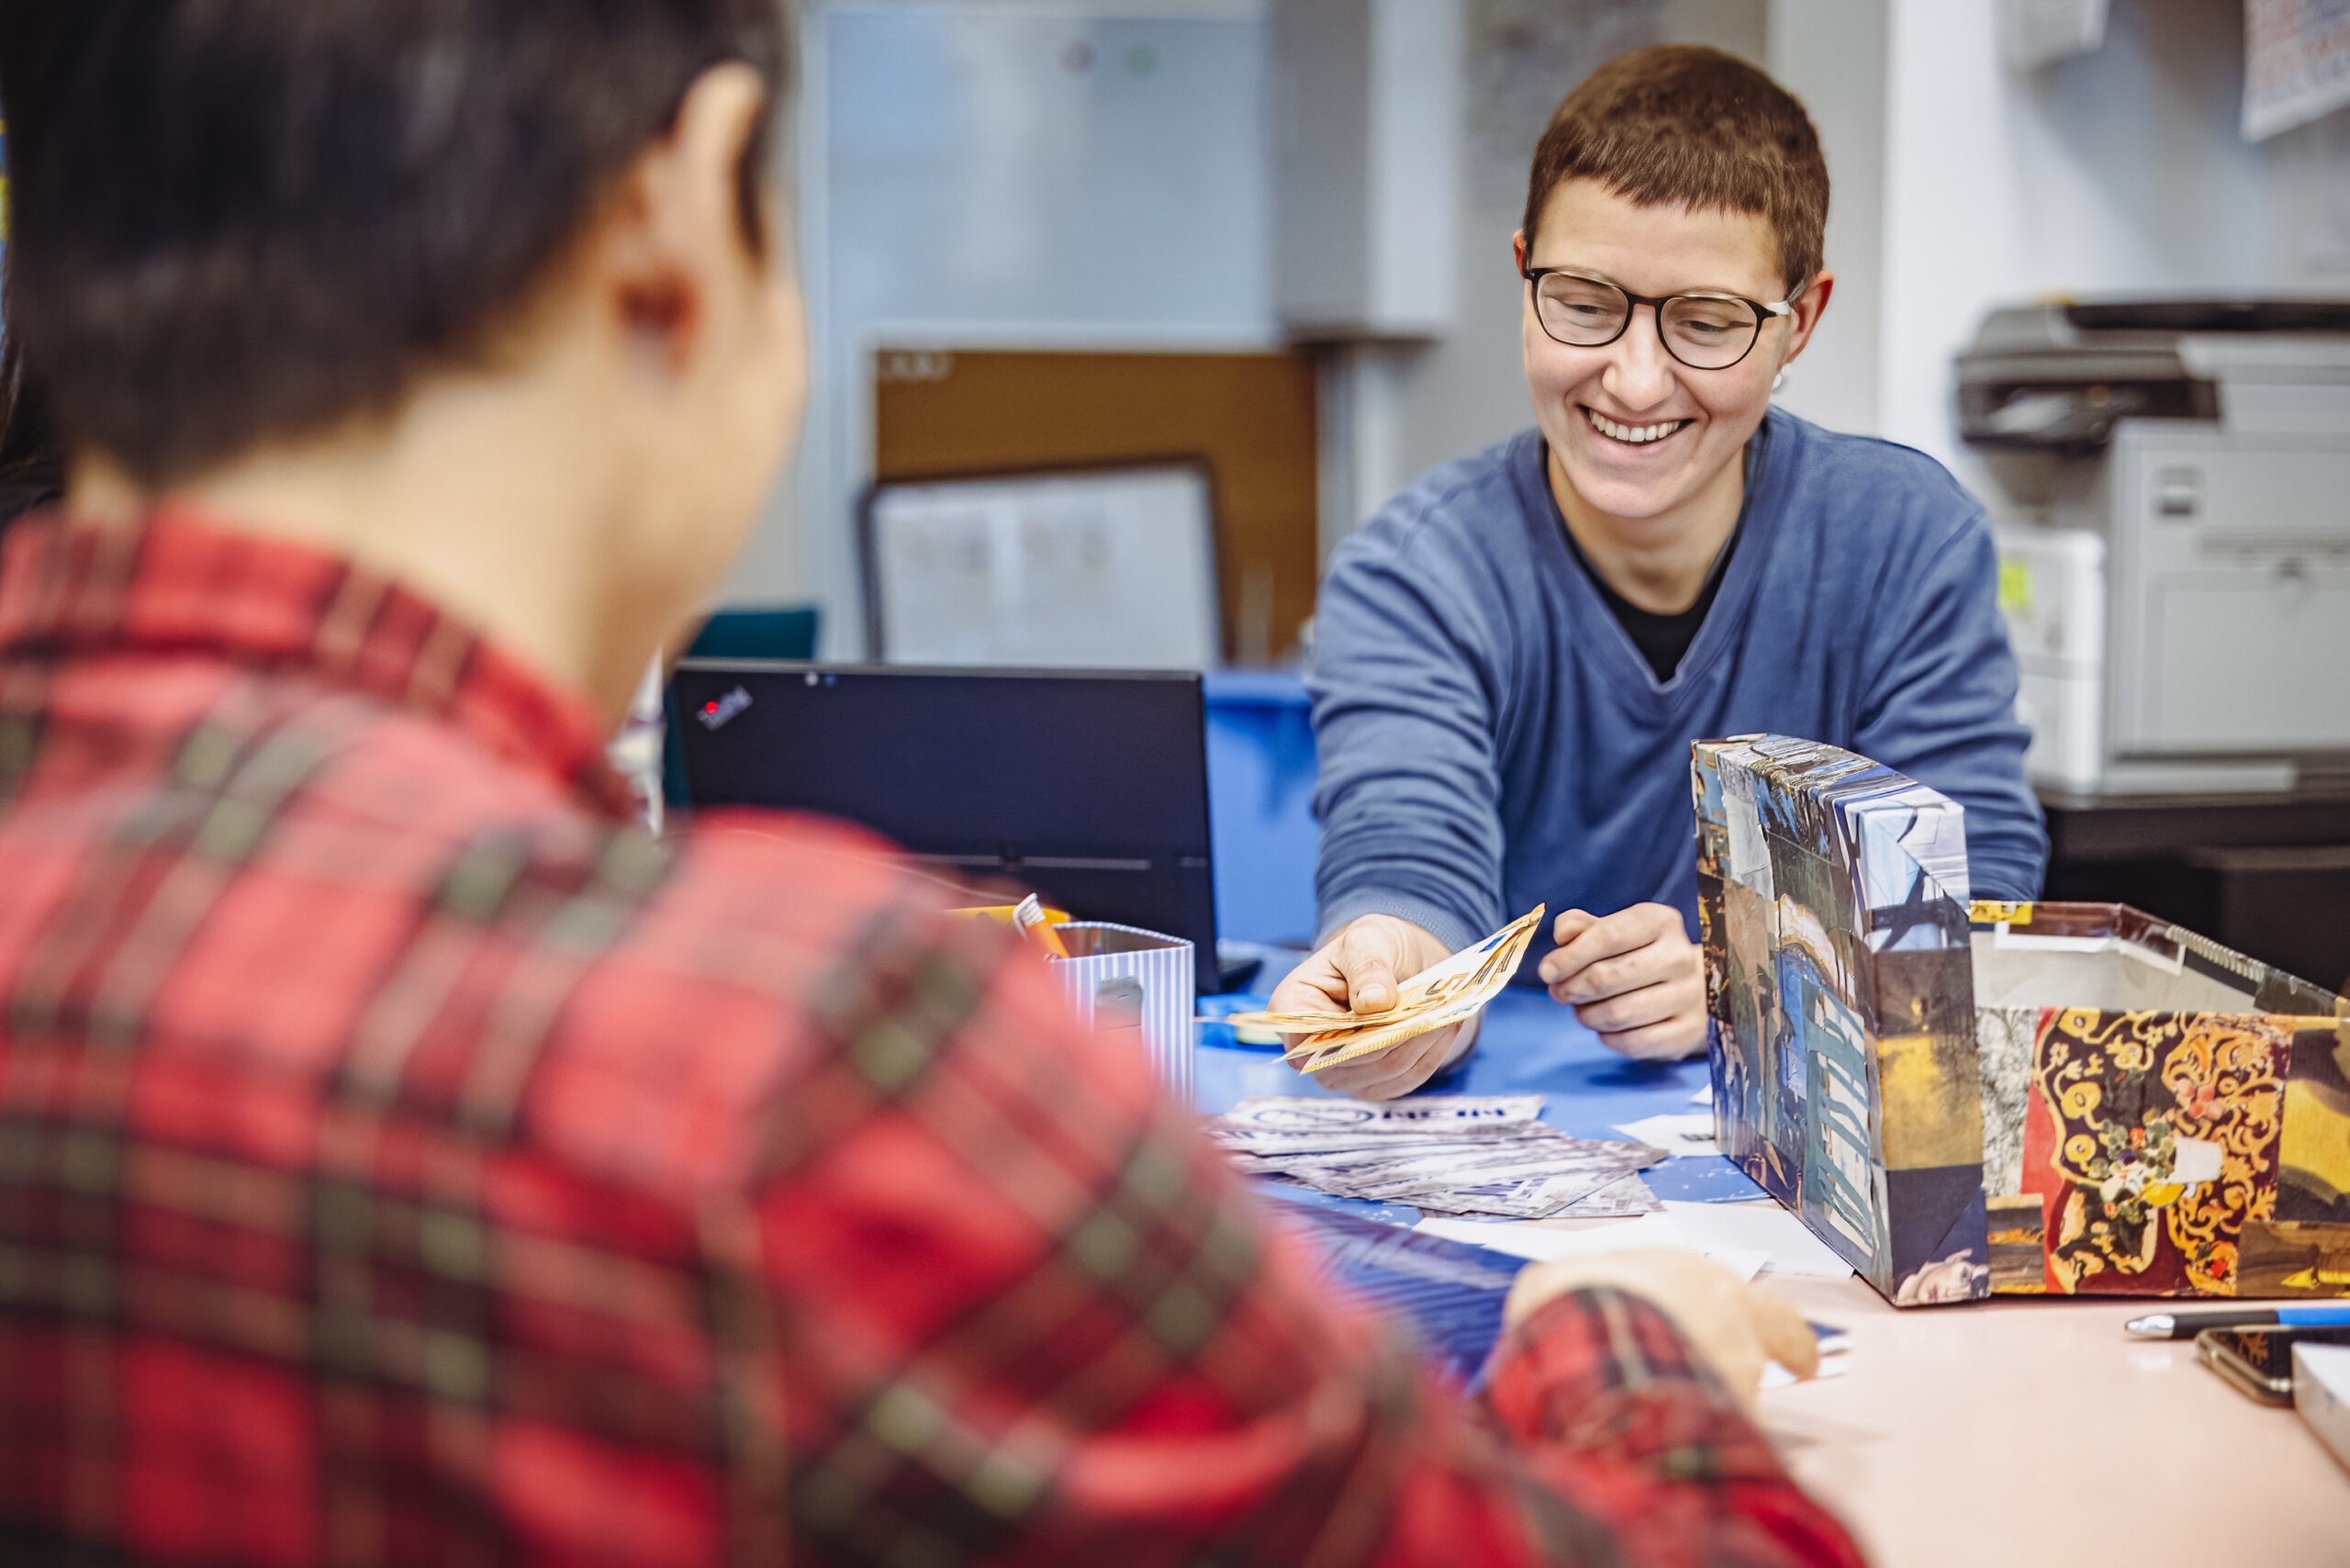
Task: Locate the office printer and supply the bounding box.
[1957,300,2350,794]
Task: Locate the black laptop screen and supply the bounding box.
[668,661,1218,994]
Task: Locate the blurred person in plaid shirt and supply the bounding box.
[0,4,1863,1565]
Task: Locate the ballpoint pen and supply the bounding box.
[2123,1303,2350,1339]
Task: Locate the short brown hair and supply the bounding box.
[1521,46,1828,298]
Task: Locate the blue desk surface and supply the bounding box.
[1195,988,1765,1207]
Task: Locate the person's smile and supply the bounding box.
[1581,405,1696,449]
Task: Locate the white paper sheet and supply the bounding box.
[1411,1218,1760,1282]
[1414,1212,1690,1262]
[1662,1201,1855,1279]
[1762,1357,1852,1391]
[1613,1114,1719,1158]
[1707,1249,1769,1284]
[1417,1201,1858,1282]
[2244,0,2350,140]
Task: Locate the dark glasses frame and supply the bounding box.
[1521,265,1796,370]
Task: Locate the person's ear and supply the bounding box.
[1512,230,1530,274]
[594,62,770,380]
[1776,270,1835,368]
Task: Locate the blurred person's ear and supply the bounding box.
[573,61,806,678]
[596,62,790,376]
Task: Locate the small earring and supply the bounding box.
[1771,367,1790,395]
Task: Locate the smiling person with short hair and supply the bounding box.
[1281,46,2045,1099]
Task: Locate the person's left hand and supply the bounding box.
[1503,1249,1817,1410]
[1536,903,1706,1060]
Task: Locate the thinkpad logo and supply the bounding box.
[695,686,753,731]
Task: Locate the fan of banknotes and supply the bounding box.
[1209,1094,1666,1218]
[1220,905,1547,1074]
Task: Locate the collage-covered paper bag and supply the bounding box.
[1692,734,2349,1306]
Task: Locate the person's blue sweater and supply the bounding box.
[1307,409,2046,966]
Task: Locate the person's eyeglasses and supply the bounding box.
[1522,267,1795,371]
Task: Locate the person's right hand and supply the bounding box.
[1503,1249,1818,1408]
[1266,914,1470,1101]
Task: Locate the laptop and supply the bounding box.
[667,661,1222,995]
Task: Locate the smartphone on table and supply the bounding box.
[2196,1326,2350,1406]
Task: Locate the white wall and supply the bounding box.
[750,0,1771,619]
[1875,0,2350,513]
[1765,0,1887,438]
[733,0,1278,653]
[1336,0,2350,537]
[732,0,2350,632]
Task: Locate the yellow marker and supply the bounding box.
[1013,893,1071,960]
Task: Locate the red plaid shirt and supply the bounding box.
[0,511,1861,1567]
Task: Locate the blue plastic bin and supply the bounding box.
[1203,670,1321,947]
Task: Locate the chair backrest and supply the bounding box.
[687,607,820,662]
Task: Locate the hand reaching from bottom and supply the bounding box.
[1505,1249,1818,1407]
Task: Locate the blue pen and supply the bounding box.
[2124,1303,2350,1339]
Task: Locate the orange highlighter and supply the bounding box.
[1013,893,1071,959]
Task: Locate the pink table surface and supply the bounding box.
[1755,1271,2350,1567]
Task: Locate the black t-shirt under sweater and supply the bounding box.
[1552,437,1759,683]
[1564,538,1735,683]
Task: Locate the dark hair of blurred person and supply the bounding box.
[0,334,63,527]
[0,7,1860,1566]
[3,0,782,488]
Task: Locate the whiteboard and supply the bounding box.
[824,6,1273,336]
[863,464,1221,669]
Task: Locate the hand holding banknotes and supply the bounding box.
[1237,907,1544,1092]
[1504,1250,1818,1408]
[1261,914,1489,1099]
[1537,905,1707,1061]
